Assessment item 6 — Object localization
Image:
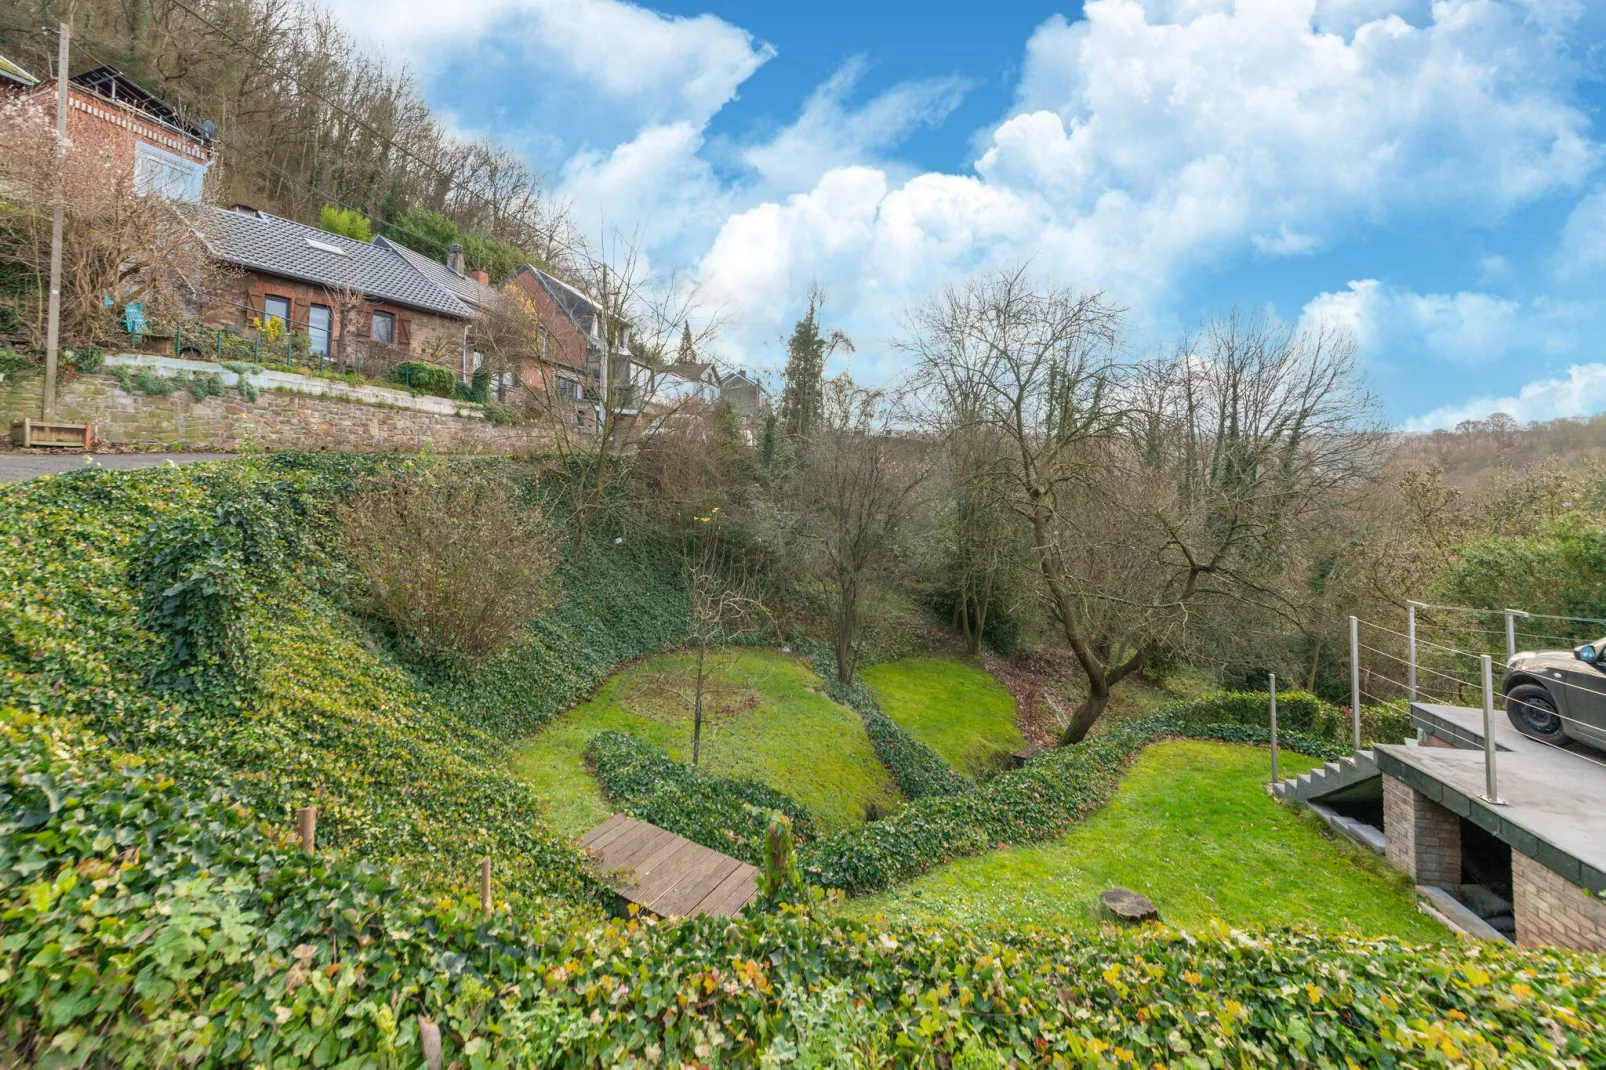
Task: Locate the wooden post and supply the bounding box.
[418,1016,442,1070]
[480,857,492,920]
[296,806,317,855]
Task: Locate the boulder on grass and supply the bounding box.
[1098,887,1158,925]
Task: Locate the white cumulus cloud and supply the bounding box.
[697,0,1597,368]
[1405,364,1606,431]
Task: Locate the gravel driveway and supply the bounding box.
[0,452,233,483]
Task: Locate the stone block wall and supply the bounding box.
[1383,773,1461,889]
[1513,850,1606,951]
[4,371,558,455]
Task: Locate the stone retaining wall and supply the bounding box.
[3,369,560,454]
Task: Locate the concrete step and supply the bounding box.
[1273,749,1380,803]
[1306,803,1387,855]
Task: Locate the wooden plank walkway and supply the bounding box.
[580,815,759,918]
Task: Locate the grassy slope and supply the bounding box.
[513,648,901,835]
[841,740,1444,941]
[861,657,1025,777]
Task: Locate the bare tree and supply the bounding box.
[674,547,761,769]
[0,97,208,350]
[545,228,726,547]
[906,271,1381,743]
[801,375,928,683]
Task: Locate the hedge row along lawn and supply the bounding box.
[800,639,973,801]
[861,657,1026,780]
[512,649,901,836]
[843,740,1445,941]
[5,706,1603,1068]
[1153,689,1414,751]
[584,730,817,865]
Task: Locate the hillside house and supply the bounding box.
[186,205,476,376]
[0,63,213,201]
[508,264,637,430]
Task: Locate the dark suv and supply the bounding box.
[1501,643,1606,749]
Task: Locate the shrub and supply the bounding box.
[1159,689,1411,749]
[482,400,524,426]
[801,638,972,800]
[67,344,103,373]
[0,348,30,373]
[585,731,816,864]
[470,366,491,403]
[797,715,1345,894]
[342,473,556,663]
[393,359,456,397]
[755,812,806,911]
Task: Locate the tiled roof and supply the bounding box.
[0,54,37,87]
[516,264,599,333]
[186,205,473,319]
[374,236,502,309]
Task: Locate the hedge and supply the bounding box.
[797,716,1344,894]
[800,638,972,801]
[394,359,456,397]
[585,730,817,864]
[4,707,1602,1068]
[1158,689,1414,749]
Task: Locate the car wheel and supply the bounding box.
[1505,683,1568,745]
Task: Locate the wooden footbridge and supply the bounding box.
[580,815,759,918]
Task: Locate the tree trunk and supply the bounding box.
[1059,689,1109,746]
[692,643,705,769]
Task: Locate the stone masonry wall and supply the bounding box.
[4,372,557,455]
[1513,850,1606,952]
[1383,773,1461,889]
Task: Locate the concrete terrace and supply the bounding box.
[1373,703,1606,896]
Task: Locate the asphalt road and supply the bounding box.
[0,451,233,483]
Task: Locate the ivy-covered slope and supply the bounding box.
[5,705,1604,1068]
[0,455,687,912]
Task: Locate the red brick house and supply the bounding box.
[1,62,213,201]
[507,264,637,429]
[186,205,477,376]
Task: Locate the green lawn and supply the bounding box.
[861,657,1025,778]
[840,740,1444,941]
[511,649,901,837]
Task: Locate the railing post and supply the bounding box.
[1350,615,1361,752]
[1503,610,1519,659]
[1269,672,1279,784]
[1480,654,1503,805]
[1407,601,1419,703]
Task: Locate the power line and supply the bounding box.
[57,30,497,271]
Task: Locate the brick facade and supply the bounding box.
[199,272,466,379]
[3,81,211,187]
[506,268,590,376]
[1383,773,1461,889]
[4,371,556,454]
[1512,850,1606,952]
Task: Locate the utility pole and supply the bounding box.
[42,17,70,420]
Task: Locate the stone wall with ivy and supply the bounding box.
[2,366,559,453]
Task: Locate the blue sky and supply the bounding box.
[333,0,1606,428]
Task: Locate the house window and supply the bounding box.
[308,305,332,356]
[371,311,395,344]
[133,143,207,202]
[262,295,290,332]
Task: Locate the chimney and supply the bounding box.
[447,243,465,275]
[470,269,490,285]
